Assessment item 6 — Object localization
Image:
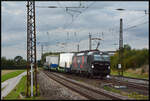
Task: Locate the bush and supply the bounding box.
[141,68,145,74]
[110,44,149,70]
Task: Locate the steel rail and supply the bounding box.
[43,70,133,100]
[105,77,149,91]
[44,71,98,100]
[111,75,149,81]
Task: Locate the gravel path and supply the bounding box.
[1,71,27,99]
[38,71,88,100]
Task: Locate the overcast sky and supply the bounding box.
[1,1,149,60]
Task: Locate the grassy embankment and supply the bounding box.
[4,75,41,100]
[110,66,149,80]
[1,70,26,82]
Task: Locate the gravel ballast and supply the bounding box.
[37,71,88,100]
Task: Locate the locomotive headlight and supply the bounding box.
[106,75,110,78]
[108,66,110,69]
[92,65,94,68]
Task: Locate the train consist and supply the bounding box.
[43,50,110,78]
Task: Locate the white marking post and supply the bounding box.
[118,64,121,69]
[30,63,33,97]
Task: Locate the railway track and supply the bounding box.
[112,75,149,81]
[101,79,149,96]
[111,75,149,85]
[108,76,149,91]
[52,70,149,92]
[43,70,133,100]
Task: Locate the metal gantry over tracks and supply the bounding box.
[26,0,38,97]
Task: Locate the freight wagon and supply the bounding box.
[43,62,49,70]
[59,53,74,72]
[45,55,59,70]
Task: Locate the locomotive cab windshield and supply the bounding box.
[102,54,110,61]
[94,54,110,61]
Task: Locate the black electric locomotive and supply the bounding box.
[71,50,110,78]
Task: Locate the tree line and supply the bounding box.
[1,56,27,69]
[4,44,147,70]
[110,44,149,70]
[1,55,46,69]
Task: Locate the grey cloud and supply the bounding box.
[2,1,149,59]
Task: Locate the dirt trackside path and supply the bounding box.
[37,70,88,100]
[1,70,18,76]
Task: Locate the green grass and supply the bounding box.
[123,92,149,100]
[103,85,121,94]
[1,70,26,82]
[110,70,149,79]
[4,75,41,100]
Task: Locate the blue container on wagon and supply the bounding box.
[46,55,59,69]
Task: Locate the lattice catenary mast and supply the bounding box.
[26,0,38,96]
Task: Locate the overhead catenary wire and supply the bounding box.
[53,2,96,49]
[62,2,95,30]
[36,2,95,30]
[124,21,148,31]
[57,1,64,8]
[108,18,148,33]
[126,14,147,25]
[107,8,148,33]
[124,15,148,30]
[35,2,148,53]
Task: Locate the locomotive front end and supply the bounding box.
[91,53,110,77]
